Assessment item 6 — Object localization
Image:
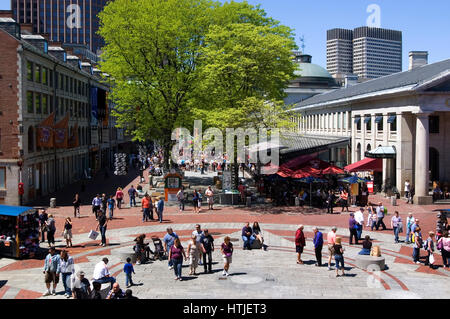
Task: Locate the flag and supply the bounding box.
[69,122,79,148]
[37,112,55,148]
[54,114,69,148]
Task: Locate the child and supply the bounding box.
[412,227,423,264]
[123,257,135,288]
[107,195,116,221]
[424,231,436,269]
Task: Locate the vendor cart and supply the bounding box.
[0,205,40,259]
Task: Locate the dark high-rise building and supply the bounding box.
[11,0,107,54]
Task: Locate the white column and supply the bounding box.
[414,113,432,204]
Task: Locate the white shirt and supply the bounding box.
[376,205,385,218]
[355,211,364,225]
[93,261,110,280]
[404,182,410,192]
[192,230,203,243]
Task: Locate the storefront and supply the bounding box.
[0,205,40,259]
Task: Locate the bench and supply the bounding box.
[239,237,263,250]
[355,255,386,271]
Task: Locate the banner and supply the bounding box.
[37,112,55,148]
[69,122,79,148]
[54,114,69,148]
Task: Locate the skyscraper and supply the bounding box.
[326,27,402,81]
[11,0,107,54]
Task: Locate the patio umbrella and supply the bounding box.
[321,165,345,175]
[298,176,328,207]
[339,176,371,184]
[291,168,309,179]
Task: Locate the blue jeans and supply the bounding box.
[99,226,107,245]
[393,226,400,243]
[406,226,412,243]
[61,272,72,295]
[242,235,255,249]
[94,276,116,289]
[143,208,150,222]
[178,200,185,211]
[356,224,363,240]
[158,210,163,223]
[172,258,183,278]
[334,254,345,270]
[109,207,114,219]
[358,248,371,255]
[413,247,420,262]
[129,196,136,207]
[125,273,133,287]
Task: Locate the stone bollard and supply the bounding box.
[50,198,56,208]
[391,196,397,206]
[295,197,300,206]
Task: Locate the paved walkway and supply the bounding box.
[0,170,448,299]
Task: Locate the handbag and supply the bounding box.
[398,222,403,233]
[429,254,435,265]
[88,230,99,240]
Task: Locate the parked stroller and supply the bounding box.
[151,236,166,261]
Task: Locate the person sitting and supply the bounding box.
[134,234,154,264]
[92,258,116,289]
[242,222,255,250]
[252,222,264,249]
[433,186,443,201]
[358,235,372,255]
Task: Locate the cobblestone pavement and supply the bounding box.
[0,170,448,299]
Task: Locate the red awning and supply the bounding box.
[322,165,345,175]
[344,158,382,172]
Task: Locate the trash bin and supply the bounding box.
[246,196,252,207]
[391,196,397,206]
[50,198,56,208]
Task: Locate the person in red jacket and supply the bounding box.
[295,225,306,264]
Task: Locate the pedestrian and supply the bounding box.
[59,250,75,298]
[141,194,151,222]
[405,213,415,244]
[404,179,411,202]
[252,221,264,248]
[107,195,115,220]
[340,189,349,212]
[358,235,372,255]
[333,237,345,277]
[391,211,402,243]
[187,235,205,276]
[124,289,138,299]
[221,236,233,277]
[295,225,306,264]
[424,231,436,269]
[163,228,179,270]
[93,257,116,289]
[63,217,73,248]
[192,224,204,242]
[101,193,108,214]
[348,213,358,245]
[156,197,164,223]
[72,270,91,299]
[115,187,124,209]
[200,229,214,274]
[39,209,48,243]
[242,222,255,250]
[313,227,323,267]
[193,190,200,214]
[169,238,187,281]
[355,208,364,240]
[106,283,125,299]
[437,230,449,268]
[128,185,137,207]
[46,214,56,248]
[198,190,203,212]
[326,190,335,214]
[42,247,60,296]
[436,212,447,240]
[92,194,102,219]
[375,202,387,230]
[412,226,423,264]
[90,281,102,299]
[177,187,185,213]
[73,193,81,218]
[96,210,108,247]
[327,227,337,270]
[205,186,214,210]
[124,257,135,288]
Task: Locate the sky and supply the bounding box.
[1,0,449,71]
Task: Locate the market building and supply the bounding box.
[291,53,450,205]
[0,15,127,206]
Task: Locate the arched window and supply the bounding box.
[367,144,371,152]
[356,143,361,161]
[28,126,34,153]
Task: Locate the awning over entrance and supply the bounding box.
[365,146,396,159]
[344,158,382,172]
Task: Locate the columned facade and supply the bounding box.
[414,112,433,204]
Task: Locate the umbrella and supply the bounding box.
[339,176,371,184]
[298,176,328,207]
[291,168,309,179]
[321,165,345,175]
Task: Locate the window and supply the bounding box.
[49,96,54,113]
[429,116,439,134]
[375,115,383,131]
[0,167,5,189]
[388,114,397,132]
[42,94,48,114]
[27,61,33,81]
[42,67,48,85]
[337,112,341,129]
[27,92,34,113]
[34,64,41,83]
[49,70,53,87]
[59,74,63,90]
[35,93,41,114]
[27,166,34,186]
[365,116,371,131]
[27,127,34,153]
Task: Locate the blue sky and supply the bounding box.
[1,0,449,71]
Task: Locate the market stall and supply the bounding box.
[0,205,40,259]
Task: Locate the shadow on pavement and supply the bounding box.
[0,280,7,289]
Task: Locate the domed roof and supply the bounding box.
[294,62,333,79]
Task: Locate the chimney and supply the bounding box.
[344,74,358,88]
[409,51,428,70]
[0,17,20,39]
[48,46,67,62]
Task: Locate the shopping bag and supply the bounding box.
[429,254,435,265]
[88,230,99,240]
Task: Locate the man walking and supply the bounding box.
[313,227,323,267]
[96,210,108,247]
[42,247,61,296]
[141,194,151,222]
[354,208,365,240]
[163,228,179,270]
[177,187,185,213]
[39,209,48,243]
[327,190,335,214]
[157,197,164,223]
[200,229,214,273]
[375,202,387,230]
[205,186,214,210]
[128,185,137,207]
[92,194,102,219]
[349,213,359,245]
[327,227,337,270]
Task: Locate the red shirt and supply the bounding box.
[295,229,306,246]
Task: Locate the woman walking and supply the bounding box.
[73,194,81,218]
[60,250,75,298]
[333,237,345,277]
[63,217,73,248]
[187,235,205,276]
[168,238,186,281]
[46,214,56,248]
[96,210,108,247]
[115,187,124,210]
[193,190,200,214]
[437,230,449,268]
[221,236,234,276]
